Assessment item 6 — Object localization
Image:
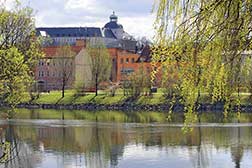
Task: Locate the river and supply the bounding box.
[0,109,251,168]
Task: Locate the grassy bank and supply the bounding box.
[20,89,252,106]
[21,89,166,105]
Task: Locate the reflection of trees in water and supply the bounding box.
[85,123,125,168]
[1,120,252,168]
[1,123,42,168]
[188,116,209,168]
[84,122,107,168]
[230,120,244,168]
[188,124,209,168]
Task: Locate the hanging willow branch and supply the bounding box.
[152,0,252,132]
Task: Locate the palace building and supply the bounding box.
[35,12,153,91]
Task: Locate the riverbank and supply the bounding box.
[12,90,252,112]
[15,102,252,112]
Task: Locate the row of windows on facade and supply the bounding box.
[120,67,151,75]
[39,58,134,66]
[52,34,94,37]
[38,71,71,77]
[120,58,135,64]
[53,37,82,43]
[38,61,73,66]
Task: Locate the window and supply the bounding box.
[39,61,44,66]
[131,58,135,63]
[126,58,129,63]
[39,71,44,77]
[147,67,150,73]
[120,58,123,64]
[47,62,50,66]
[47,71,50,76]
[121,68,134,75]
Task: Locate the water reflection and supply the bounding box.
[4,108,252,123]
[0,109,251,167]
[0,120,250,168]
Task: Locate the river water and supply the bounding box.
[0,109,251,168]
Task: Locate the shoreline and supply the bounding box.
[11,102,252,112]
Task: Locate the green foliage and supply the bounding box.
[55,45,75,98]
[152,0,252,131]
[127,64,151,97]
[86,38,112,96]
[0,48,32,108]
[0,2,43,108]
[242,56,252,100]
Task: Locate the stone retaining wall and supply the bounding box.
[12,103,252,112]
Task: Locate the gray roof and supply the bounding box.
[104,21,123,29]
[36,27,103,37]
[106,39,137,52]
[102,28,117,39]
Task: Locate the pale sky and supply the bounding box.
[3,0,156,40]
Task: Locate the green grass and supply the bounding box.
[24,90,129,105]
[20,89,252,106]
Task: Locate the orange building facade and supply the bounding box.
[35,40,155,91]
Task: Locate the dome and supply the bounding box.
[104,12,123,29]
[110,11,118,21]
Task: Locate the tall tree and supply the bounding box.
[128,65,151,97]
[55,45,75,98]
[152,0,252,131]
[86,38,111,96]
[0,1,43,108]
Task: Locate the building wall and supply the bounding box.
[116,50,147,81]
[34,40,159,91]
[35,45,83,91]
[35,57,75,91]
[74,48,93,88]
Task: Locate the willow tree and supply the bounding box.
[86,38,111,96]
[0,2,43,109]
[152,0,252,131]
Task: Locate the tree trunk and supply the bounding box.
[62,80,65,98]
[95,73,98,96]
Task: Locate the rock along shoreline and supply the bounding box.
[10,102,252,113]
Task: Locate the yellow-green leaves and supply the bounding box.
[0,47,30,107]
[0,2,43,108]
[152,0,252,131]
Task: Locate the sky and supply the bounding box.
[3,0,156,39]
